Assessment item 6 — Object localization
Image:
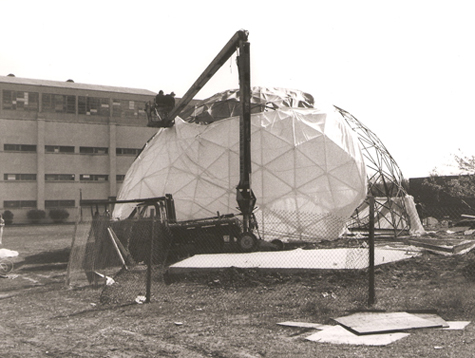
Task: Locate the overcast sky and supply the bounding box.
[2,0,474,179]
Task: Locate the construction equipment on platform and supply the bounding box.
[82,195,282,266]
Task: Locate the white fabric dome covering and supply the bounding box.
[114,88,367,241]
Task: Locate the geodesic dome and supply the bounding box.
[336,107,424,235]
[113,87,367,241]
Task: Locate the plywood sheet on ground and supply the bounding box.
[333,312,443,335]
[169,248,418,273]
[443,321,471,330]
[306,325,410,346]
[410,313,449,328]
[277,321,331,330]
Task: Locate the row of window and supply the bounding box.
[2,90,148,118]
[4,200,75,209]
[3,174,126,181]
[2,91,39,111]
[3,144,140,156]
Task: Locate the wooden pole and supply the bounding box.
[368,195,376,305]
[145,209,155,303]
[65,205,81,287]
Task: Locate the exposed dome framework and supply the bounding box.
[336,106,411,235]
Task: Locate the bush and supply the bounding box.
[27,209,46,223]
[49,208,70,223]
[2,210,14,225]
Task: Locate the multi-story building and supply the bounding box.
[0,74,164,223]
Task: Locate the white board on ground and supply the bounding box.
[442,321,471,330]
[333,312,443,335]
[306,325,410,346]
[410,313,449,328]
[277,321,332,330]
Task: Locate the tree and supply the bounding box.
[2,210,14,225]
[49,208,70,223]
[27,209,46,224]
[423,152,475,206]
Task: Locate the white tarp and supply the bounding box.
[0,248,19,259]
[114,88,367,240]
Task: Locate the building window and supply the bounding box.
[120,100,137,117]
[111,99,148,118]
[80,174,108,181]
[45,145,75,153]
[4,174,37,181]
[116,175,126,182]
[78,96,109,116]
[116,148,140,156]
[42,94,76,114]
[4,144,37,152]
[112,99,121,117]
[4,200,37,208]
[45,174,75,181]
[2,90,39,111]
[79,146,108,154]
[45,200,75,208]
[78,96,87,114]
[137,101,147,119]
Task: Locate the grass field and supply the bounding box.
[1,224,475,357]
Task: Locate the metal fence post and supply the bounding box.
[368,195,376,305]
[145,209,155,303]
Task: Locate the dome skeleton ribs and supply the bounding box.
[336,106,410,236]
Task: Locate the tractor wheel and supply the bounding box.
[238,232,258,252]
[271,239,284,250]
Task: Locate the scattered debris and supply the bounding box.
[22,276,40,284]
[407,237,475,256]
[134,295,146,304]
[0,274,18,279]
[280,312,471,346]
[322,292,337,299]
[0,248,19,258]
[94,271,115,286]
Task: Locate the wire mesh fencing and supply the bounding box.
[67,197,378,315]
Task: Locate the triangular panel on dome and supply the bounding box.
[114,87,368,242]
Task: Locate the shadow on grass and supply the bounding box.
[16,248,70,271]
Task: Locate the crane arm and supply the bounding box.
[147,29,256,235]
[151,30,249,127]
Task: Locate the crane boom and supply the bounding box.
[166,30,248,126]
[146,29,256,236]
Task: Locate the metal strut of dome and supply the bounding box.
[335,106,410,237]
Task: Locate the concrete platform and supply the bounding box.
[168,247,419,274]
